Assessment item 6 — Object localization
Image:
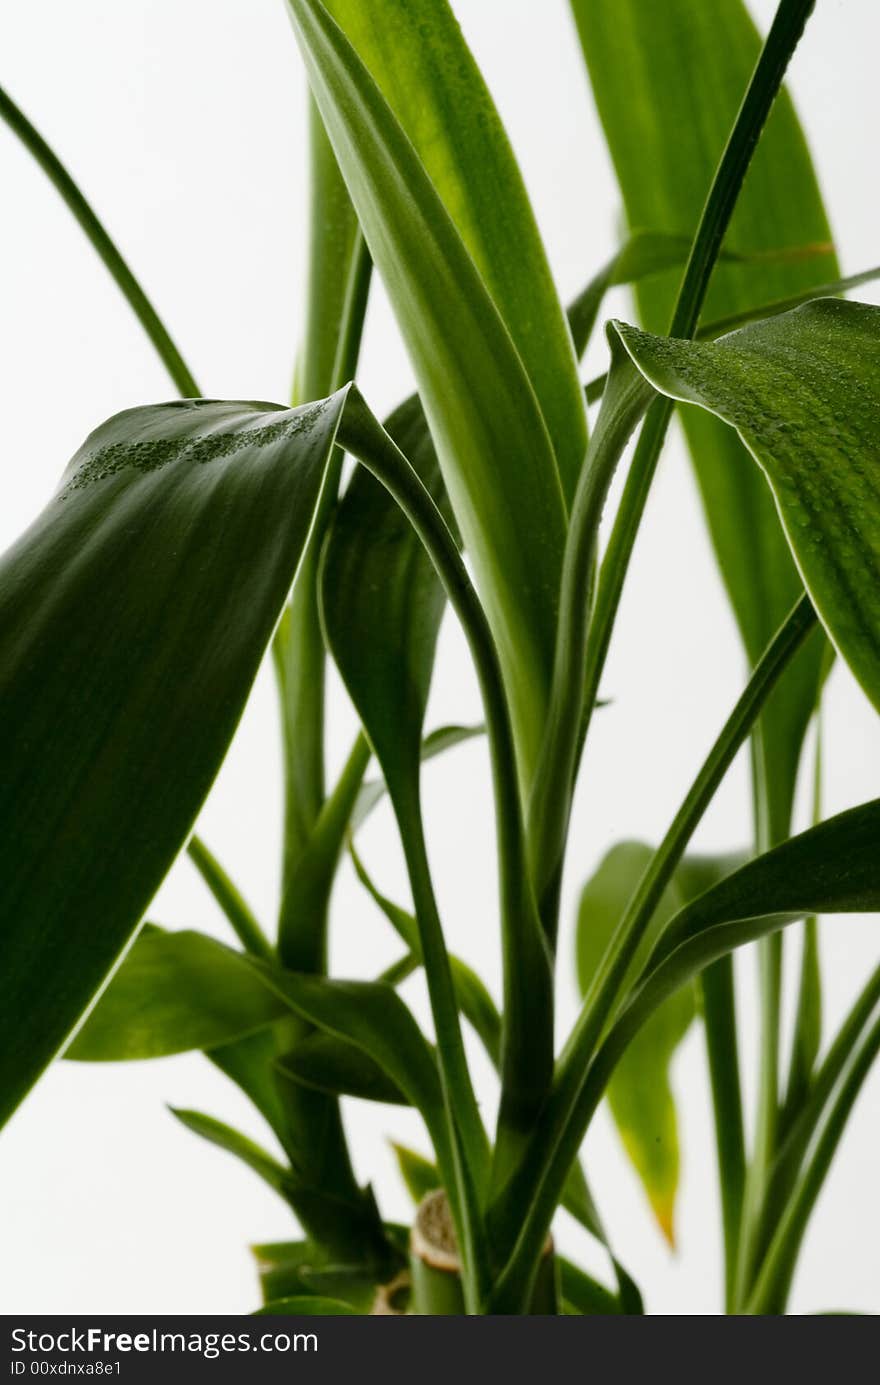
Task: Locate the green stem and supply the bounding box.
[749,961,880,1300]
[530,0,817,933]
[746,1011,880,1314]
[526,360,653,936]
[278,733,372,971]
[186,836,273,961]
[783,714,824,1118]
[733,729,790,1308]
[337,390,554,1187]
[0,83,199,397]
[489,595,817,1311]
[700,957,746,1311]
[273,233,373,904]
[570,597,815,1088]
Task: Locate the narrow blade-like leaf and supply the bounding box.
[287,0,574,782]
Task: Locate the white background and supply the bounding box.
[1,0,878,1315]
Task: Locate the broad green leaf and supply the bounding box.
[571,0,835,837]
[288,0,574,785]
[66,929,285,1061]
[67,920,419,1109]
[0,393,347,1128]
[255,964,455,1193]
[391,1143,441,1206]
[277,1033,407,1106]
[577,843,743,1241]
[613,300,880,715]
[253,1297,359,1315]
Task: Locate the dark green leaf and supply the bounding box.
[571,0,835,837]
[288,0,576,783]
[558,1257,621,1316]
[253,964,455,1190]
[209,1029,290,1146]
[614,300,880,715]
[277,1033,408,1106]
[0,393,346,1127]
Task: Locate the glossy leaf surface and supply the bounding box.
[614,300,880,716]
[0,393,345,1127]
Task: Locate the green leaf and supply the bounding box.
[253,1238,402,1311]
[577,843,743,1241]
[558,1257,621,1316]
[253,1297,359,1315]
[254,965,455,1191]
[613,299,880,716]
[288,0,577,785]
[296,0,586,499]
[391,1143,441,1206]
[0,392,347,1128]
[170,1108,293,1202]
[571,0,835,838]
[66,929,285,1061]
[208,1029,290,1146]
[652,797,880,972]
[277,1033,408,1106]
[187,837,273,960]
[568,228,832,362]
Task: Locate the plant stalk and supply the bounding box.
[0,83,199,397]
[489,595,817,1310]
